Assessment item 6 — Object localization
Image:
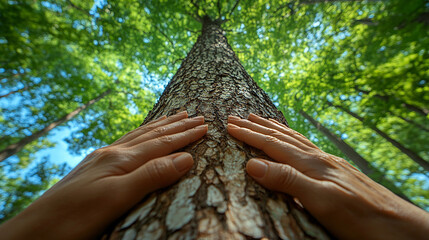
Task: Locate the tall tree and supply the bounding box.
[104,17,330,239]
[327,101,429,172]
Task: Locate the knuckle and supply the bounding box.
[270,131,283,139]
[263,135,279,148]
[277,165,297,191]
[314,152,337,167]
[153,126,167,135]
[159,135,173,144]
[146,161,170,185]
[93,147,124,162]
[135,125,149,134]
[264,135,278,143]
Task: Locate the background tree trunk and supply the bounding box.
[0,89,111,162]
[327,101,429,172]
[103,17,331,240]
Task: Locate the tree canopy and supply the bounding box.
[1,0,428,221]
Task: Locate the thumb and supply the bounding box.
[122,152,194,200]
[246,158,316,199]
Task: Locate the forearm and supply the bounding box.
[0,200,60,240]
[0,197,90,240]
[386,201,429,240]
[0,187,113,240]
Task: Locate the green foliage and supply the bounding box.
[0,157,70,223]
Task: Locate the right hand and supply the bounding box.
[228,113,429,240]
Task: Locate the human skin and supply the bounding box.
[227,113,429,240]
[0,111,207,240]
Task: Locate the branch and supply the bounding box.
[353,18,378,26]
[228,0,240,18]
[273,2,295,16]
[299,0,381,4]
[66,0,92,17]
[185,28,199,34]
[172,58,186,66]
[217,0,222,18]
[191,0,207,19]
[154,25,174,47]
[0,85,32,99]
[184,9,203,22]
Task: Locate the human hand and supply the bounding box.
[0,111,207,240]
[228,113,429,240]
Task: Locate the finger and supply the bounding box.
[113,111,188,145]
[120,152,194,202]
[268,118,316,147]
[246,158,319,200]
[123,116,205,147]
[131,124,208,164]
[248,113,318,149]
[228,123,311,169]
[147,115,167,125]
[228,116,311,151]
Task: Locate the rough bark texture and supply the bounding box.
[104,18,330,240]
[299,110,411,202]
[0,89,111,162]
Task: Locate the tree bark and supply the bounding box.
[328,101,429,172]
[104,17,331,240]
[0,89,111,162]
[299,110,412,202]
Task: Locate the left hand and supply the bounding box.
[0,111,207,240]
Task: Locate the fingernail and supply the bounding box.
[195,124,208,130]
[247,159,267,178]
[149,115,166,123]
[228,115,240,121]
[248,113,257,119]
[171,110,187,117]
[155,115,166,121]
[227,124,239,129]
[173,154,193,172]
[191,116,204,121]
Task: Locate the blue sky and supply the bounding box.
[35,127,89,169]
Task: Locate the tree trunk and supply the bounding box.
[299,110,412,202]
[397,115,429,133]
[0,89,111,162]
[103,17,331,240]
[328,101,429,172]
